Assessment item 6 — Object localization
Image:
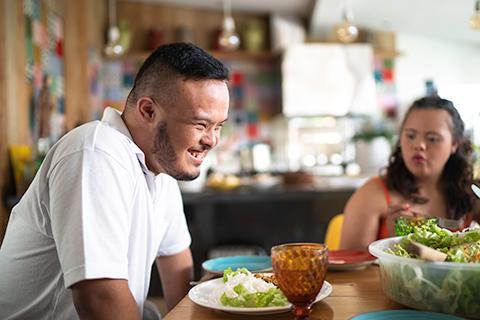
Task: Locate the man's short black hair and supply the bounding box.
[126,42,229,105]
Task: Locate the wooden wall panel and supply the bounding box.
[0,0,8,242]
[63,0,106,129]
[64,1,90,129]
[87,0,107,51]
[0,0,30,243]
[5,0,29,145]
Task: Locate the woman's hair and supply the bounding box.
[385,96,475,219]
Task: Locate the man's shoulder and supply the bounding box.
[60,121,132,152]
[49,120,137,166]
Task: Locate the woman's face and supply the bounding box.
[400,108,458,180]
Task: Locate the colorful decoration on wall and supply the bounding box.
[88,49,104,120]
[374,57,397,118]
[24,0,65,149]
[101,58,142,110]
[224,59,281,144]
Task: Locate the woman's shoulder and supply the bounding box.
[357,176,388,194]
[346,176,390,209]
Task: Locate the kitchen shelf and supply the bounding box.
[106,50,279,62]
[374,49,402,59]
[210,50,279,61]
[104,51,151,61]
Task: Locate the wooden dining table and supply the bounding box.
[163,265,403,320]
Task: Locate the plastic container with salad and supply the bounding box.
[369,219,480,319]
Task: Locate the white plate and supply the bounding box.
[188,277,332,315]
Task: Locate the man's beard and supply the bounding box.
[153,122,200,181]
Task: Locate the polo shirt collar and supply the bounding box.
[101,107,155,178]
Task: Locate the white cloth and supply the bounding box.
[0,107,191,319]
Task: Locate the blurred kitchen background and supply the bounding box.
[1,0,480,278]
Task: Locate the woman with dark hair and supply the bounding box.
[340,96,479,250]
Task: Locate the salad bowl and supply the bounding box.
[369,236,480,319]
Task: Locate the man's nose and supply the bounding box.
[200,129,218,149]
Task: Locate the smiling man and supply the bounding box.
[0,43,229,319]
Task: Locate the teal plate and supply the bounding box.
[351,310,465,320]
[202,255,272,274]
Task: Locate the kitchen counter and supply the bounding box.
[182,174,367,203]
[182,185,355,204]
[181,181,362,277]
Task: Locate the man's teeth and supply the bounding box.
[190,151,205,160]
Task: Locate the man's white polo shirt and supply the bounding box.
[0,107,191,319]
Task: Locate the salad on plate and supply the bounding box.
[188,266,333,315]
[219,267,288,308]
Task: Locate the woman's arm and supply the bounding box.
[340,178,386,250]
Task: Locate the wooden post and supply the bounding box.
[64,0,90,129]
[0,0,30,243]
[64,0,107,129]
[0,0,8,242]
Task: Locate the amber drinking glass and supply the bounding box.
[271,243,328,319]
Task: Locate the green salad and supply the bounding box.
[389,219,480,262]
[219,267,288,308]
[394,216,438,236]
[383,222,480,318]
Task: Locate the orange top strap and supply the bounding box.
[375,176,391,206]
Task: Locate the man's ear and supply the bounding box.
[136,97,158,123]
